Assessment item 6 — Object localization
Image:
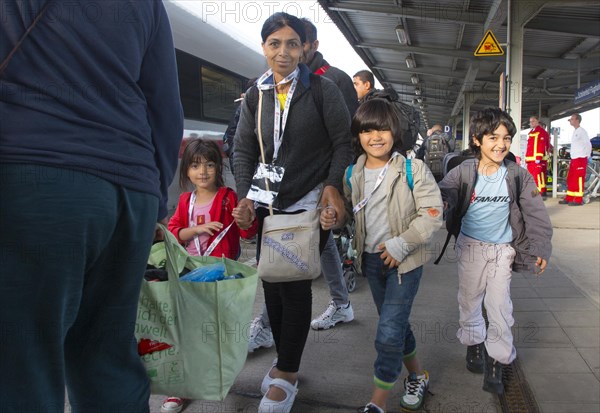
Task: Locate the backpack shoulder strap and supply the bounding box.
[434,162,472,265]
[245,85,259,114]
[406,158,414,191]
[345,164,354,190]
[309,74,324,124]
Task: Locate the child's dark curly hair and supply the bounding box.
[179,139,225,190]
[469,107,517,158]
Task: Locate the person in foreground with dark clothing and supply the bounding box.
[0,1,183,412]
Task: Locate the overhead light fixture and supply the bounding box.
[395,24,408,45]
[414,86,421,95]
[411,74,419,84]
[405,56,416,69]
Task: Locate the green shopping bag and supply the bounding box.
[136,224,258,401]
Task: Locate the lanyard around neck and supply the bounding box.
[353,152,400,215]
[188,191,232,257]
[256,68,299,161]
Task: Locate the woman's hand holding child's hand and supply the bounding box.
[320,205,337,230]
[378,243,400,268]
[233,198,255,230]
[320,185,345,229]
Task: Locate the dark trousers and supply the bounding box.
[0,164,157,413]
[256,207,328,373]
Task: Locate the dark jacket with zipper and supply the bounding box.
[233,63,353,209]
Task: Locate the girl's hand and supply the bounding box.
[320,205,337,230]
[378,243,400,268]
[535,257,547,275]
[233,198,255,230]
[194,221,223,236]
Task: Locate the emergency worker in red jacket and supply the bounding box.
[525,116,550,198]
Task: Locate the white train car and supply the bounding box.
[164,1,266,213]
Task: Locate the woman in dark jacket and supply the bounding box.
[232,12,352,413]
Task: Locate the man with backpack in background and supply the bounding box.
[352,70,422,155]
[416,124,455,182]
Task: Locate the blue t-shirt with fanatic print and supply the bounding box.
[461,164,512,243]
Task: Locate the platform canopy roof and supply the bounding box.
[318,0,600,131]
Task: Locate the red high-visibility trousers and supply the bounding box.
[526,162,546,195]
[565,157,588,204]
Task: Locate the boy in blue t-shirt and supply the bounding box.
[438,108,552,394]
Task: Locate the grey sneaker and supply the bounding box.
[310,301,354,330]
[400,370,429,411]
[248,316,274,353]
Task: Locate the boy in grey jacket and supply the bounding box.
[438,108,552,395]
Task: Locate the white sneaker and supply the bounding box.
[248,316,274,352]
[160,396,183,413]
[310,301,354,330]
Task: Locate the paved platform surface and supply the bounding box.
[146,197,599,413]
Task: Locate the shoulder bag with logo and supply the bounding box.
[254,89,322,282]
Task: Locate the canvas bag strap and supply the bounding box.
[255,90,275,216]
[0,1,52,76]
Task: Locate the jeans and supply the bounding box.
[0,164,155,413]
[320,231,349,306]
[362,252,423,387]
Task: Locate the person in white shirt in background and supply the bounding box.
[559,113,592,206]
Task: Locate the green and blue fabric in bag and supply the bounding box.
[137,224,258,401]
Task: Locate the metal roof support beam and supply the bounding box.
[356,43,598,71]
[451,63,480,118]
[507,0,548,152]
[326,2,486,25]
[462,92,473,150]
[373,65,468,81]
[484,0,506,33]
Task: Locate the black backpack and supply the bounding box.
[424,134,450,178]
[363,88,421,152]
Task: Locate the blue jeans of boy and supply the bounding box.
[362,252,423,388]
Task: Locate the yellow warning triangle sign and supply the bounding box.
[474,30,504,56]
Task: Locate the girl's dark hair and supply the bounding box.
[469,107,517,158]
[179,139,224,190]
[261,12,306,44]
[351,98,407,157]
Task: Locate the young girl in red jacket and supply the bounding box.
[164,139,257,412]
[168,139,257,259]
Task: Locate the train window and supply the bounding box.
[201,66,242,122]
[175,49,244,124]
[176,50,202,120]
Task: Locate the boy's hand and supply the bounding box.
[535,257,547,275]
[378,243,400,268]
